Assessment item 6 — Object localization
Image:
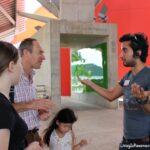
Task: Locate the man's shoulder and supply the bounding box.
[141,66,150,75]
[122,70,132,79]
[144,66,150,71]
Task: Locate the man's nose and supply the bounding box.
[120,51,123,58]
[42,54,46,60]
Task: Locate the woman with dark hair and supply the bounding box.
[43,108,87,150]
[0,41,42,150]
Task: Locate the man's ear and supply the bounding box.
[22,49,30,56]
[135,50,142,57]
[8,61,15,73]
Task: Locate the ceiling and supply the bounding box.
[0,0,16,38]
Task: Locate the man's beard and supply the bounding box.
[123,60,136,67]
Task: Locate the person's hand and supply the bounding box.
[30,99,55,111]
[79,139,88,147]
[77,76,93,87]
[25,141,43,150]
[38,110,52,121]
[131,83,148,100]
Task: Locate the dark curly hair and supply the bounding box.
[119,33,149,63]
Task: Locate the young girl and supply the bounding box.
[0,41,42,150]
[43,108,87,150]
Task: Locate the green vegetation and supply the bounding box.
[71,43,108,93]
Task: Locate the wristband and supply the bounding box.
[136,96,149,105]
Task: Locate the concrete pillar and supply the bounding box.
[49,20,61,107]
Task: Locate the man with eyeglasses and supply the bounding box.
[78,33,150,150]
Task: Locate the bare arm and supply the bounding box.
[78,77,123,101]
[0,129,43,150]
[13,98,54,113]
[73,139,87,150]
[71,130,87,150]
[0,129,10,150]
[25,141,42,150]
[131,83,150,113]
[38,110,52,121]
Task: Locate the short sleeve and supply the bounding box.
[119,71,131,87]
[0,102,14,130]
[119,78,124,87]
[141,67,150,91]
[146,77,150,91]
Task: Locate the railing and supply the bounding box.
[36,85,49,98]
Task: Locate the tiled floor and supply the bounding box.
[39,99,123,150]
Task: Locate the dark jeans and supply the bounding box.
[119,137,150,150]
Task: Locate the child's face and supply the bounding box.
[57,122,72,134]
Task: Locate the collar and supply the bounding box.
[22,70,35,82]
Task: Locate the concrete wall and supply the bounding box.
[49,20,61,107]
[59,20,118,109]
[33,23,51,95]
[67,93,118,109]
[33,22,61,108]
[32,18,118,109]
[60,0,95,22]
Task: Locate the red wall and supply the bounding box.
[60,48,71,96]
[61,1,150,96]
[95,0,150,79]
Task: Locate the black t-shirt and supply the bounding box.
[0,93,28,150]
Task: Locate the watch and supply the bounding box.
[136,96,149,105]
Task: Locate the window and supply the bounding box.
[71,43,108,93]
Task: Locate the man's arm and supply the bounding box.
[131,83,150,113]
[38,110,52,121]
[78,77,123,101]
[13,98,54,112]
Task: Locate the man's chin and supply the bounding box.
[124,64,131,67]
[34,65,41,69]
[123,63,135,67]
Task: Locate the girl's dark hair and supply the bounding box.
[43,108,77,146]
[119,33,149,63]
[0,41,19,75]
